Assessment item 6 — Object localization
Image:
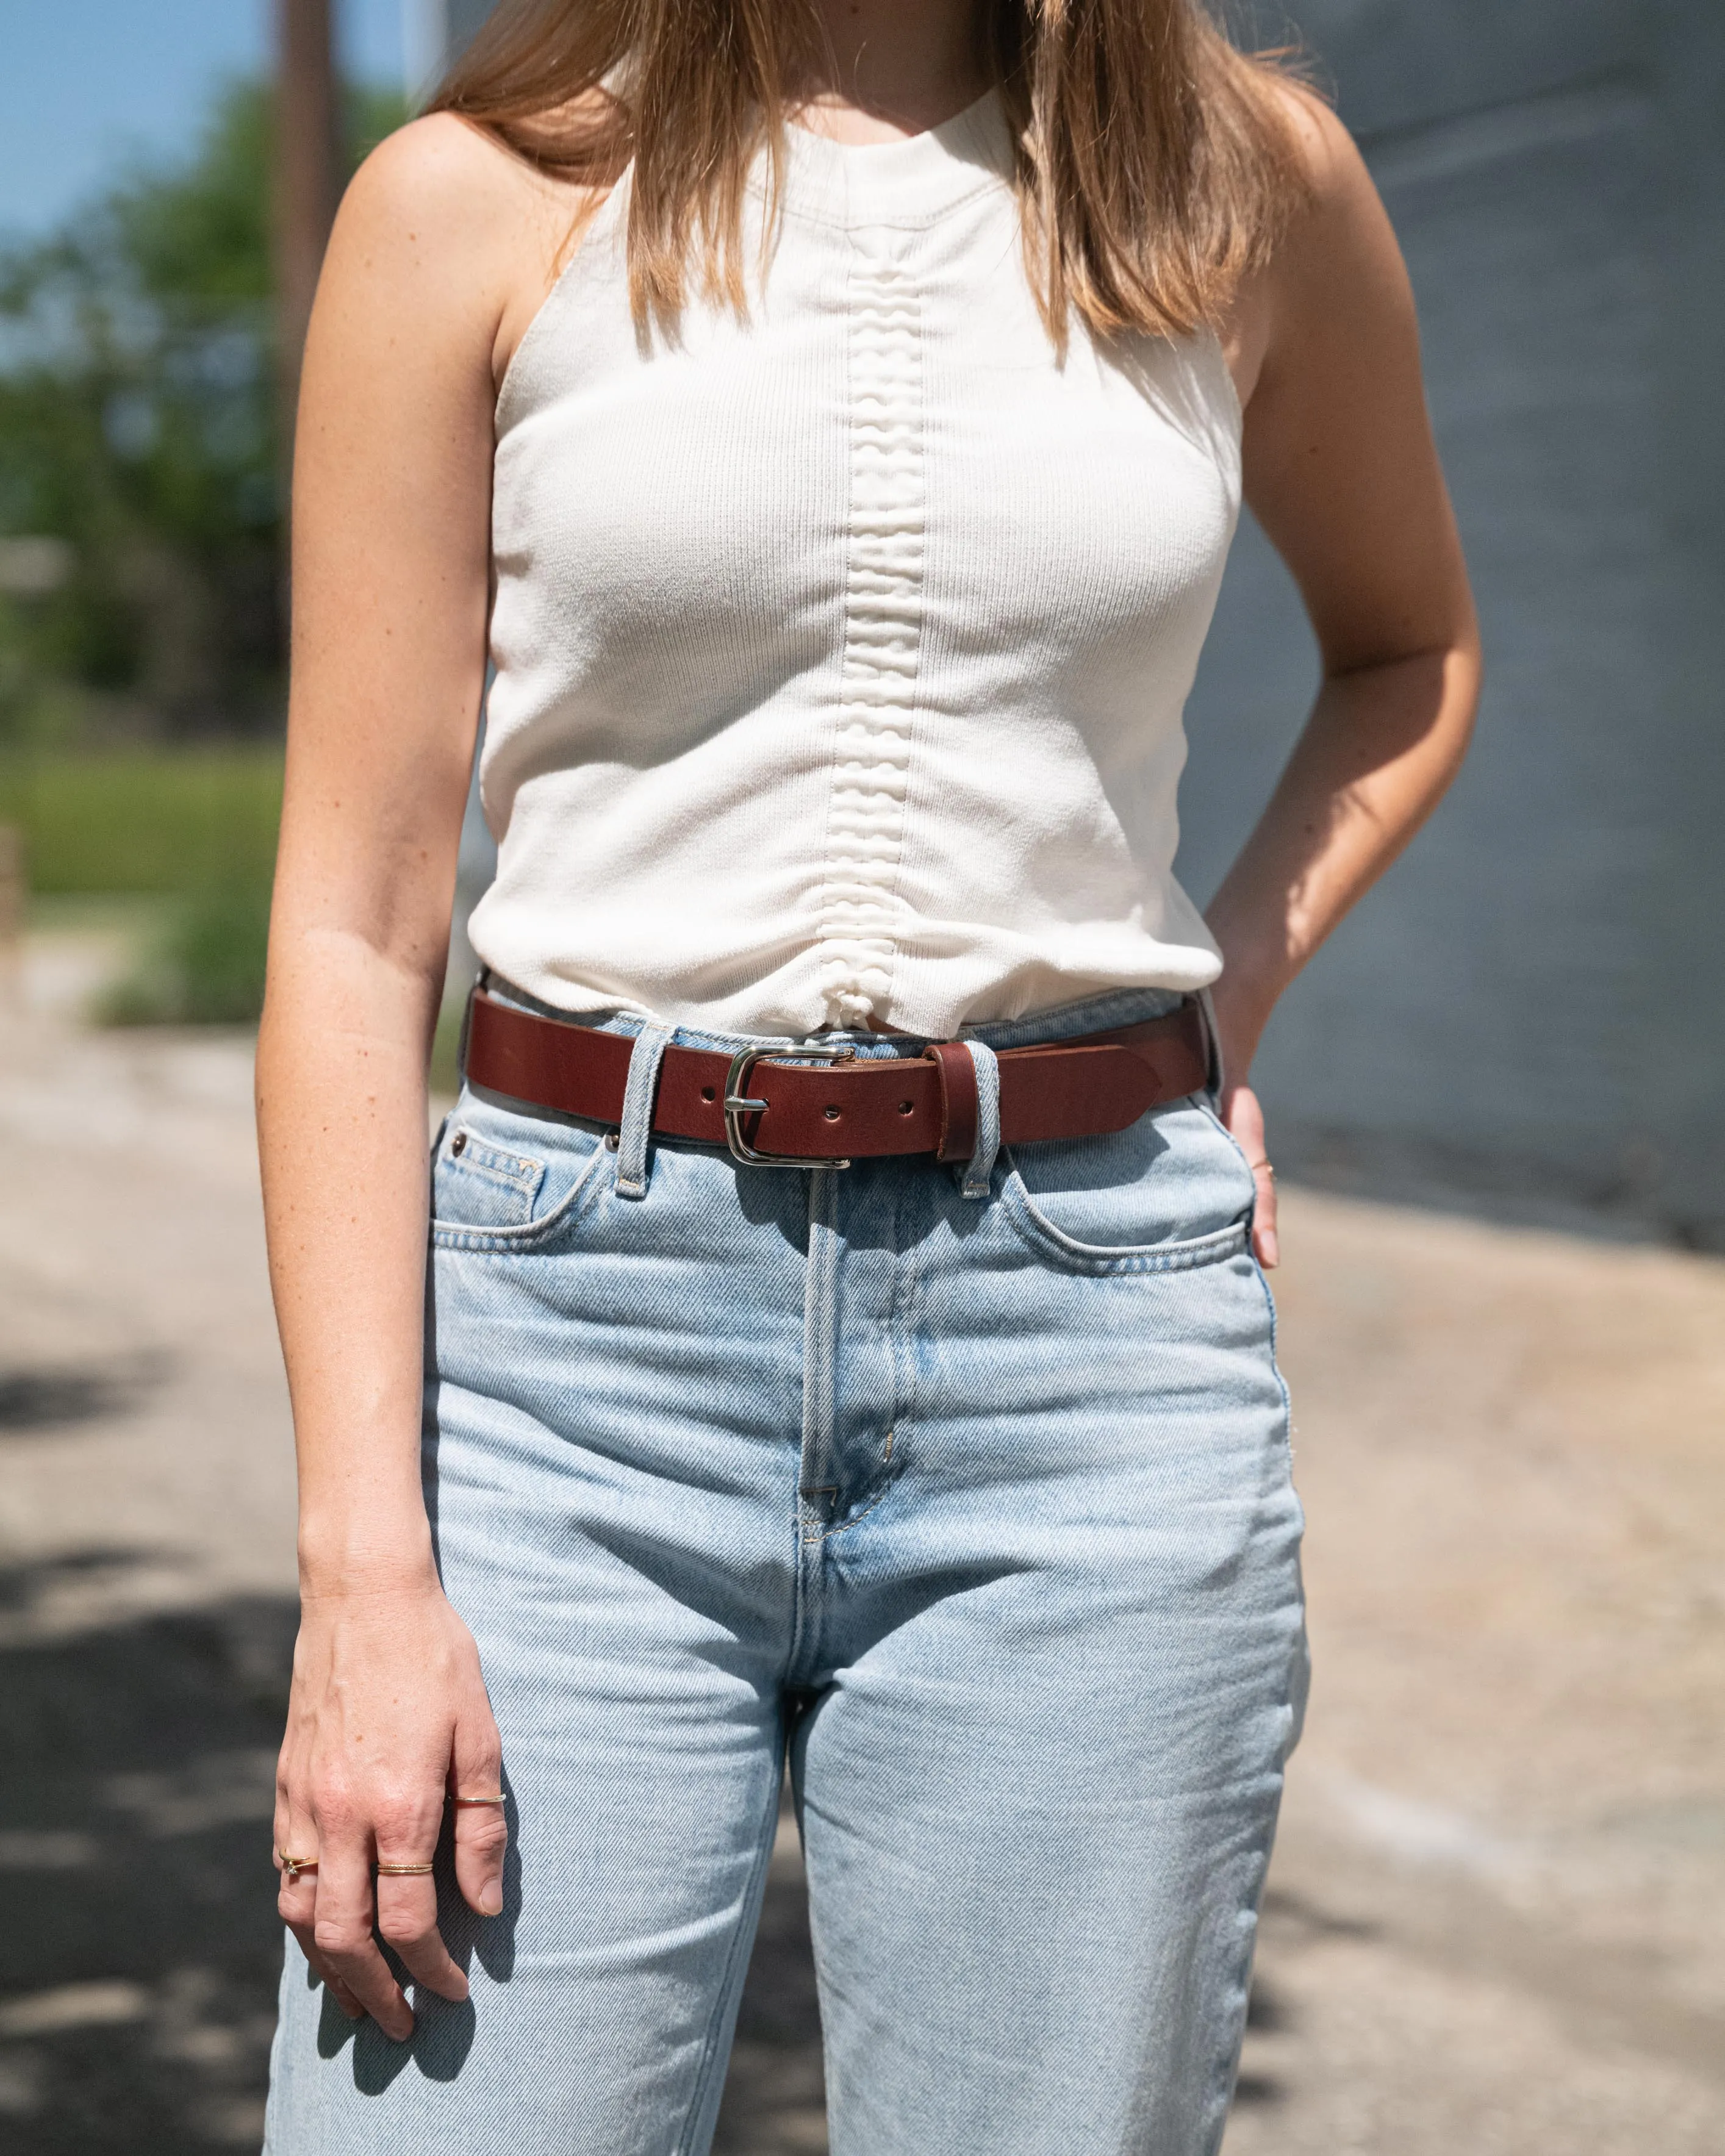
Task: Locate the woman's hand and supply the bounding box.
[1207,984,1280,1272]
[1216,1076,1279,1272]
[273,1575,506,2041]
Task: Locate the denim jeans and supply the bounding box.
[265,987,1307,2155]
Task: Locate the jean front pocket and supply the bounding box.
[431,1091,611,1252]
[1000,1095,1256,1275]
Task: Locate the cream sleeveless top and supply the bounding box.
[470,90,1243,1037]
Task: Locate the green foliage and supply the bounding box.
[0,747,282,894]
[0,75,406,1022]
[98,884,273,1026]
[0,79,407,745]
[0,747,283,1025]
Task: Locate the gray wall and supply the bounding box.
[445,0,497,63]
[406,0,497,101]
[1178,1,1725,1244]
[439,1,1723,1244]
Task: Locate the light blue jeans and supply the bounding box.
[265,986,1307,2156]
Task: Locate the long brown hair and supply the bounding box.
[431,1,1312,348]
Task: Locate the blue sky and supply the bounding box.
[0,0,409,240]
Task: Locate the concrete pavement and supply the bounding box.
[1,946,1720,2151]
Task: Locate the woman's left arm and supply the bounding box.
[1206,89,1483,1267]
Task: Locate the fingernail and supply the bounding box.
[390,2017,415,2043]
[1263,1238,1280,1269]
[482,1883,503,1916]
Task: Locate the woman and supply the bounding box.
[260,0,1478,2147]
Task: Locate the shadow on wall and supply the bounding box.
[1178,1,1725,1251]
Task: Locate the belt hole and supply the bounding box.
[700,1085,716,1103]
[898,1100,913,1116]
[823,1105,841,1122]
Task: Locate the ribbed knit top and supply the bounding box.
[470,90,1243,1037]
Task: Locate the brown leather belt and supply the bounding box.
[464,986,1212,1169]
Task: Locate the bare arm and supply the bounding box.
[1209,93,1482,1264]
[258,115,570,2037]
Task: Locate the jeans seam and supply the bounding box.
[811,1475,899,1544]
[1250,1246,1308,1753]
[1200,1852,1276,2156]
[789,1169,839,1680]
[884,1167,919,1508]
[1192,1089,1261,1234]
[1252,1251,1297,1465]
[673,1766,784,2156]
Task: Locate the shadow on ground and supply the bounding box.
[711,1812,828,2155]
[0,1553,819,2152]
[0,1556,296,2151]
[0,1353,171,1437]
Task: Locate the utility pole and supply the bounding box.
[274,0,343,468]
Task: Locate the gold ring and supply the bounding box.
[1248,1158,1275,1178]
[278,1849,318,1882]
[375,1861,436,1877]
[451,1794,506,1808]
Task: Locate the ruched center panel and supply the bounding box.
[816,240,927,1030]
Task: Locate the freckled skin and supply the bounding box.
[258,0,1476,2043]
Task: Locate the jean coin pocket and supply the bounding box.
[430,1092,611,1246]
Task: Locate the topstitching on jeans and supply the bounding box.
[797,1162,922,1559]
[672,1766,786,2156]
[429,1136,612,1251]
[786,1166,840,1688]
[998,1166,1252,1276]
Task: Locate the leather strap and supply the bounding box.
[922,1042,980,1164]
[463,988,1211,1162]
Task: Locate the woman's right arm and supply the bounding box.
[257,116,567,2040]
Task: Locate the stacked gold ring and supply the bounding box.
[276,1799,506,1878]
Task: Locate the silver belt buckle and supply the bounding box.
[723,1042,856,1169]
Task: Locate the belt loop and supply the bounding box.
[957,1040,1000,1200]
[614,1025,672,1200]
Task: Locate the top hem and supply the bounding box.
[472,964,1224,1054]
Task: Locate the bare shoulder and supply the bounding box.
[1262,79,1366,199]
[1262,81,1411,319]
[346,109,584,249]
[1221,79,1413,410]
[323,113,595,388]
